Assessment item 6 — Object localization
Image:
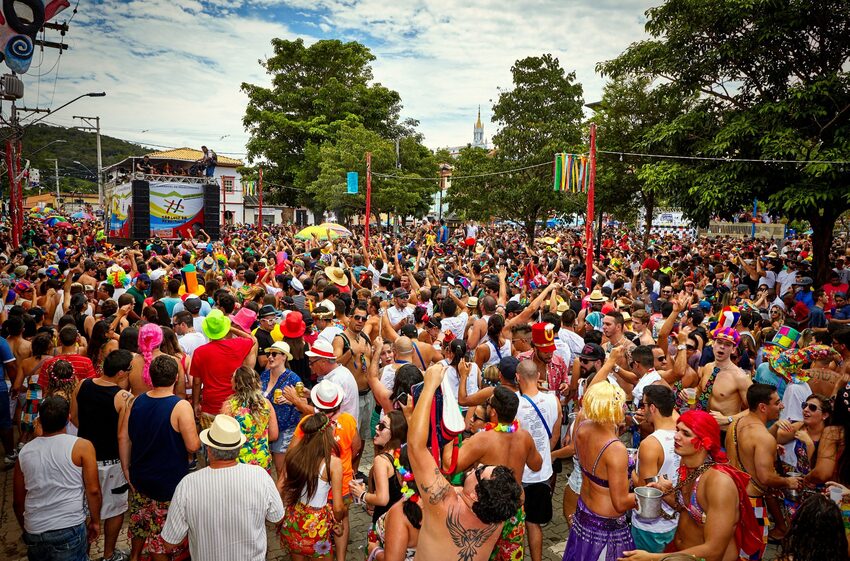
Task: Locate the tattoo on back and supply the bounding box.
[445,508,498,561]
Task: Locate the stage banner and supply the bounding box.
[108,182,133,239]
[149,181,205,239]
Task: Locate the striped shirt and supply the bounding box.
[160,463,284,561]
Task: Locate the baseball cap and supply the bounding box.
[736,284,750,293]
[505,301,525,315]
[577,343,605,361]
[184,297,202,314]
[498,356,520,383]
[392,288,410,299]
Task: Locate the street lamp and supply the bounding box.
[26,92,106,128]
[72,160,95,176]
[30,139,67,156]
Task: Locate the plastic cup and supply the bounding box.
[831,486,844,505]
[684,388,696,406]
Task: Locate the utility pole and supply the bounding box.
[73,116,103,208]
[47,159,59,204]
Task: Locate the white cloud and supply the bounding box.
[16,0,655,160]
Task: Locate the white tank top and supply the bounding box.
[19,434,86,534]
[301,461,331,508]
[482,339,511,369]
[633,428,680,533]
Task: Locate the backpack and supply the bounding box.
[410,376,465,475]
[209,150,218,164]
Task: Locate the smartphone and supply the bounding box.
[393,392,408,410]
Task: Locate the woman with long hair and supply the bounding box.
[279,412,345,561]
[160,325,192,399]
[222,366,278,472]
[563,381,636,560]
[349,410,408,523]
[260,342,302,476]
[778,394,831,478]
[366,445,421,561]
[777,493,849,561]
[87,320,118,376]
[128,322,186,398]
[18,333,54,442]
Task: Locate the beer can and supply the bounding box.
[295,382,305,398]
[274,389,283,402]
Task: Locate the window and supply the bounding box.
[222,176,235,193]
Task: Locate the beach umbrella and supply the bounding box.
[71,211,94,220]
[44,216,68,226]
[317,222,353,237]
[54,221,73,228]
[295,225,343,241]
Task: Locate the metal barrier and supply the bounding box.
[697,221,786,239]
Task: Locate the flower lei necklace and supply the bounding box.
[484,420,519,433]
[393,448,417,499]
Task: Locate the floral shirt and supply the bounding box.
[226,398,272,471]
[260,368,303,433]
[517,350,568,399]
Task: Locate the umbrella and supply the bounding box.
[54,221,73,228]
[71,211,94,220]
[294,225,342,241]
[317,222,353,237]
[44,216,68,226]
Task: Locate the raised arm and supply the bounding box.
[408,363,452,506]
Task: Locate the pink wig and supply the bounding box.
[138,323,164,387]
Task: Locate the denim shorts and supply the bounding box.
[23,522,88,561]
[270,426,295,454]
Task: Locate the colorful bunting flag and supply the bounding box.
[553,153,589,193]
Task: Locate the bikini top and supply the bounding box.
[575,421,617,488]
[678,473,707,525]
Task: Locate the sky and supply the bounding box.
[17,0,657,163]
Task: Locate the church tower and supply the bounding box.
[473,106,484,147]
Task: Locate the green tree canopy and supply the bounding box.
[599,0,850,283]
[305,122,440,223]
[591,75,696,242]
[241,39,407,206]
[447,54,586,240]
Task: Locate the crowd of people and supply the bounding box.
[3,212,850,561]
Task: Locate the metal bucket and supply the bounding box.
[635,486,663,519]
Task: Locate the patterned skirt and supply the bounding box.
[563,498,634,561]
[490,506,526,561]
[20,383,42,433]
[279,501,336,558]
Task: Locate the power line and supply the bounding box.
[372,160,552,181]
[596,149,850,165]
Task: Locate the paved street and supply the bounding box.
[0,447,778,560]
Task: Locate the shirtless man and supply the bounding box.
[79,259,100,290]
[5,315,30,392]
[695,328,752,435]
[726,384,801,555]
[622,410,762,561]
[332,301,372,470]
[405,362,522,561]
[442,386,542,561]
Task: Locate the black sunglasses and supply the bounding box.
[802,402,821,412]
[472,413,487,423]
[474,464,493,485]
[376,421,389,432]
[267,352,283,358]
[686,345,697,351]
[353,315,368,322]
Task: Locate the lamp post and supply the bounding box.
[30,139,67,156]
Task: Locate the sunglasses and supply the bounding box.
[472,413,487,423]
[267,352,283,358]
[376,421,389,432]
[655,355,668,362]
[474,464,492,485]
[353,315,368,322]
[802,402,821,412]
[686,345,697,351]
[579,358,593,364]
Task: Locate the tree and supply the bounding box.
[241,39,406,206]
[305,122,440,224]
[591,75,696,244]
[599,0,850,284]
[447,54,586,241]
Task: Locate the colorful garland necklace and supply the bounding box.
[393,448,418,500]
[484,420,519,433]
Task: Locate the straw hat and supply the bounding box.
[325,266,348,287]
[200,415,246,450]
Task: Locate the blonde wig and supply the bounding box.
[583,381,626,425]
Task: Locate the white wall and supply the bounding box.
[212,166,244,224]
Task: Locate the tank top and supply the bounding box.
[301,461,331,508]
[371,452,403,523]
[18,434,85,534]
[128,393,188,502]
[632,428,680,533]
[482,338,511,369]
[76,379,121,461]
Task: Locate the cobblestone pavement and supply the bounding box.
[0,447,778,561]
